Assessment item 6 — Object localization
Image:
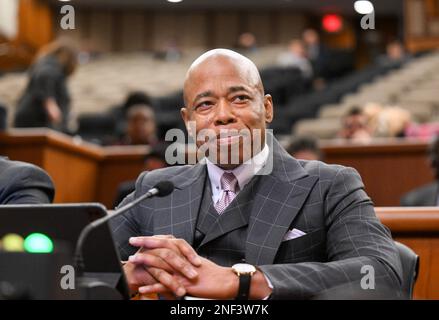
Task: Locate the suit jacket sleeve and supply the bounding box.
[110,171,151,260]
[0,162,55,204]
[258,167,403,299]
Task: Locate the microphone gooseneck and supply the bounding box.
[74,181,175,275]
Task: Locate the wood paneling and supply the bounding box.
[177,13,208,49]
[53,10,307,52]
[321,139,434,206]
[276,13,307,44]
[17,0,53,49]
[247,13,273,45]
[405,0,439,52]
[0,0,53,71]
[152,12,177,50]
[212,12,241,48]
[89,11,114,52]
[0,129,102,203]
[97,146,149,208]
[120,11,146,52]
[0,129,148,208]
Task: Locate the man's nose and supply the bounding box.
[214,99,236,126]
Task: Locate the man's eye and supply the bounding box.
[195,101,213,110]
[233,95,250,103]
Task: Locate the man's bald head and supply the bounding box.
[183,49,264,106]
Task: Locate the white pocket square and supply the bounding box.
[283,228,306,241]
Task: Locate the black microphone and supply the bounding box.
[74,181,174,274]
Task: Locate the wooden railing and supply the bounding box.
[321,138,434,206]
[0,129,148,207]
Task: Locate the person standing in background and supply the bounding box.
[14,40,78,132]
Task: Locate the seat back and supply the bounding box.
[395,241,419,299]
[0,103,7,131]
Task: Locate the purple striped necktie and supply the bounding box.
[214,172,239,214]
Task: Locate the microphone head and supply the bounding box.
[154,181,175,197]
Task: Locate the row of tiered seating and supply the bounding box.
[293,52,439,139]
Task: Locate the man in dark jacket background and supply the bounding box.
[0,157,55,204]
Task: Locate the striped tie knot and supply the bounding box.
[220,172,239,193]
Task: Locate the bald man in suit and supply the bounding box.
[112,49,402,300]
[0,157,55,204]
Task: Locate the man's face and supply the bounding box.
[344,114,367,138]
[127,107,156,145]
[181,56,273,169]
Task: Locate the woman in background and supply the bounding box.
[14,40,77,132]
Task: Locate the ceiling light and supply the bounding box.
[354,1,374,15]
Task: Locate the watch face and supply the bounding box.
[233,263,256,274]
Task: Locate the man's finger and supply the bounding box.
[129,236,202,267]
[128,252,174,273]
[138,283,170,295]
[129,249,198,279]
[174,238,202,267]
[147,267,186,297]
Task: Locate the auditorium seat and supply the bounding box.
[292,118,340,139]
[77,113,117,145]
[0,103,7,131]
[318,103,352,119]
[395,241,419,299]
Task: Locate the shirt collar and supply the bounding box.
[206,144,269,192]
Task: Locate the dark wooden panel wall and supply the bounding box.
[54,9,307,52]
[321,139,434,206]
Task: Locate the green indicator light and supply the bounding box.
[24,233,54,253]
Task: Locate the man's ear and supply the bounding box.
[180,107,193,137]
[263,94,274,124]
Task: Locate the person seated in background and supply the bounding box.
[235,32,258,53]
[118,104,158,146]
[154,38,182,62]
[109,91,153,138]
[373,106,411,138]
[0,157,55,204]
[113,142,169,208]
[287,136,322,161]
[377,41,411,67]
[338,107,372,142]
[401,136,439,206]
[277,39,313,79]
[13,39,78,133]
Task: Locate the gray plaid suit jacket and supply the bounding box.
[111,138,402,299]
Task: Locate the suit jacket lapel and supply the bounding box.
[153,163,206,246]
[198,176,259,247]
[245,138,319,265]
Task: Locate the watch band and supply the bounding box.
[235,274,251,300]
